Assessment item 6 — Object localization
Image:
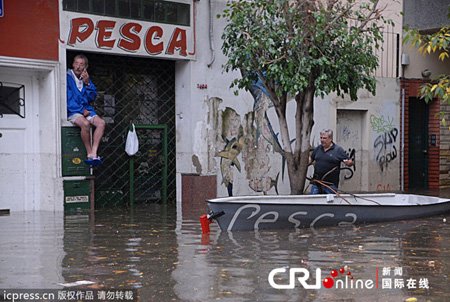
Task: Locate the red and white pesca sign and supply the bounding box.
[63,12,195,60]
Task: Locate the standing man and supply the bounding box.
[310,129,353,194]
[67,54,105,166]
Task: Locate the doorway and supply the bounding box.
[408,97,429,189]
[66,51,176,206]
[0,72,35,211]
[337,110,365,192]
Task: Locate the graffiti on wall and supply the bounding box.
[377,183,392,191]
[341,148,356,180]
[210,83,284,195]
[374,128,398,172]
[370,114,395,133]
[370,115,398,172]
[215,108,244,196]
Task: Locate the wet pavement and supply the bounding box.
[0,192,449,302]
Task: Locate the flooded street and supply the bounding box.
[0,196,449,302]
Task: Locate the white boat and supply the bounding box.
[206,193,450,231]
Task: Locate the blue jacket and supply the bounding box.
[66,70,98,118]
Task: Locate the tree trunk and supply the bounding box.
[286,88,315,195]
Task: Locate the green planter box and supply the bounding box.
[61,127,90,176]
[64,180,90,211]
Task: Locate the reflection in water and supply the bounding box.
[0,203,448,301]
[0,211,65,288]
[62,205,179,301]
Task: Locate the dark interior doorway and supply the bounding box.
[66,51,176,206]
[408,97,429,189]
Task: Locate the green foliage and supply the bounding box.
[403,26,450,61]
[419,76,450,104]
[221,0,389,101]
[403,22,450,124]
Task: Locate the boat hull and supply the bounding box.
[206,194,450,231]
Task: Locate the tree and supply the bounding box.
[403,22,450,123]
[221,0,391,194]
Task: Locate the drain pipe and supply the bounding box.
[401,87,405,191]
[207,0,215,68]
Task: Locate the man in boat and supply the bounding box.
[310,129,353,194]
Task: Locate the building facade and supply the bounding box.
[0,0,60,211]
[2,0,436,212]
[401,0,450,191]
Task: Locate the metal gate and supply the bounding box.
[130,124,168,204]
[67,51,176,206]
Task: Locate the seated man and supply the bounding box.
[67,54,105,166]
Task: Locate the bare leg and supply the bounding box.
[90,116,106,158]
[74,116,93,157]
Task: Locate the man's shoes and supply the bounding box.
[84,157,95,165]
[92,156,102,166]
[84,156,102,167]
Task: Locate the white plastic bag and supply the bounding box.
[125,124,139,156]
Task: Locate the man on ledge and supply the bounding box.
[66,54,105,166]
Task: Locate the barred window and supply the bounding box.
[0,82,25,118]
[63,0,190,26]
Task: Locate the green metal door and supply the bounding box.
[66,52,176,207]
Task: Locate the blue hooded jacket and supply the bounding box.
[66,70,98,118]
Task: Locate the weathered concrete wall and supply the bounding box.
[333,78,402,192]
[403,0,449,30]
[175,0,255,198]
[182,78,402,197]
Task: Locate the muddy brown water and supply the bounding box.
[0,192,449,302]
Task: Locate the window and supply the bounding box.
[118,0,131,18]
[93,0,106,14]
[0,82,25,118]
[63,0,190,26]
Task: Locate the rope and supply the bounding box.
[307,176,352,205]
[307,176,381,205]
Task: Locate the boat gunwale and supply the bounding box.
[206,194,450,207]
[207,201,450,208]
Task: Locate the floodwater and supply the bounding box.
[0,194,449,302]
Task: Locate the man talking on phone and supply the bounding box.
[67,54,105,166]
